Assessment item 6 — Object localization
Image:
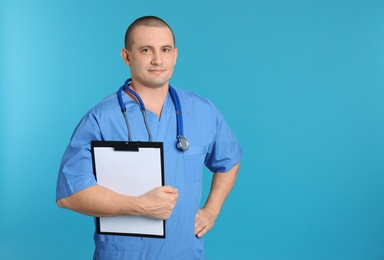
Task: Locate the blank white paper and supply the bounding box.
[93,145,164,236]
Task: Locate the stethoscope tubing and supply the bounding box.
[118,78,189,151]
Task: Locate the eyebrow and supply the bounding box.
[137,44,174,50]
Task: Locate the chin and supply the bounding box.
[147,78,170,88]
[133,74,171,89]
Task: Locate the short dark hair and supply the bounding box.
[124,16,176,50]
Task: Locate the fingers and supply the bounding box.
[161,186,179,199]
[194,210,205,237]
[159,186,179,205]
[162,185,178,194]
[194,208,217,238]
[195,224,207,238]
[140,186,179,220]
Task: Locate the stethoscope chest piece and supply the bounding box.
[177,136,189,151]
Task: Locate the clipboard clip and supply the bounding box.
[113,142,139,152]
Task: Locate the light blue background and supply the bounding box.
[1,0,384,259]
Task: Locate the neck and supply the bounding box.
[128,82,169,117]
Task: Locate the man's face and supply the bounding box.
[122,25,178,89]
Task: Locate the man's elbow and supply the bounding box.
[56,198,69,209]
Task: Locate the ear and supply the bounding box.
[120,48,131,66]
[174,48,178,66]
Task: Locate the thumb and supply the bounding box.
[162,185,178,193]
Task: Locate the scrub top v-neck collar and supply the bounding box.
[133,92,174,142]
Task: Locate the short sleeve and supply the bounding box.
[204,106,242,173]
[56,112,101,201]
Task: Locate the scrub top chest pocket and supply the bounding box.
[183,145,207,184]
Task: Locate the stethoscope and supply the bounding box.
[118,78,189,151]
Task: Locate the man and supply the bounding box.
[56,16,242,259]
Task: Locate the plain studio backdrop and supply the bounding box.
[1,0,383,259]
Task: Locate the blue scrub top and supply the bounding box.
[56,87,242,260]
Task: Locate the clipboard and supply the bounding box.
[91,141,165,238]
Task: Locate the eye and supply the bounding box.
[163,47,171,53]
[141,48,151,53]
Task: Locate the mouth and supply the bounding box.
[148,68,166,73]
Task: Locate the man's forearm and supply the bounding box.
[204,163,240,214]
[57,184,179,219]
[57,185,141,217]
[194,163,240,237]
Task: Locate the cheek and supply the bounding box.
[130,60,145,71]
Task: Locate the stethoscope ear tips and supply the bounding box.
[177,136,189,151]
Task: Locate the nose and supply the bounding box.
[151,50,163,65]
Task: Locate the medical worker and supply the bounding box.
[56,16,242,259]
